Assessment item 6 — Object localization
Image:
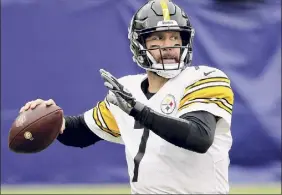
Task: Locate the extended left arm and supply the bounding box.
[99,69,217,154]
[132,106,216,153]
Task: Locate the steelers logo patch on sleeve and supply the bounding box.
[160,94,176,114]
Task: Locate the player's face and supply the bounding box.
[145,31,182,64]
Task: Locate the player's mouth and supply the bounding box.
[159,54,179,64]
[160,57,180,64]
[162,58,177,64]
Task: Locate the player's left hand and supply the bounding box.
[100,69,144,116]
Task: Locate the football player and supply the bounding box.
[19,0,234,193]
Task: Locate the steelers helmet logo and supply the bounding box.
[160,94,176,114]
[24,131,33,140]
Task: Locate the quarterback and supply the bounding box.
[20,0,234,194]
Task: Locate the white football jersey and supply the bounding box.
[84,65,234,194]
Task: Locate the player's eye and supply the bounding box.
[151,36,161,41]
[150,44,160,49]
[171,36,179,41]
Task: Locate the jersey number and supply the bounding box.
[132,121,150,182]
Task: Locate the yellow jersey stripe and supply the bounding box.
[96,102,108,129]
[179,99,232,114]
[100,126,120,137]
[98,101,120,134]
[180,85,234,108]
[93,107,102,127]
[185,77,230,92]
[92,101,120,137]
[212,100,232,114]
[180,97,232,109]
[160,0,170,21]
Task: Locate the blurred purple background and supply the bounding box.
[1,0,281,185]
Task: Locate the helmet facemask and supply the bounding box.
[130,24,195,79]
[128,0,195,78]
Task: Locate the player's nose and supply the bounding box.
[162,39,174,50]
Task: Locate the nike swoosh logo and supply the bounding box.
[204,70,216,76]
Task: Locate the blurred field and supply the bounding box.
[1,184,281,194]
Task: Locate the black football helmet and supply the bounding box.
[128,0,195,78]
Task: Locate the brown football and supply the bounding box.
[8,104,63,153]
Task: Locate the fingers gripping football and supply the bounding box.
[19,99,65,134]
[19,99,56,113]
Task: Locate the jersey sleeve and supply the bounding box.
[84,97,124,145]
[177,69,234,133]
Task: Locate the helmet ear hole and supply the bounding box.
[180,31,191,46]
[137,34,148,50]
[137,56,144,63]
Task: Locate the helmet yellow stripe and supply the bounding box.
[160,0,170,21]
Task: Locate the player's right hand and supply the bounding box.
[19,99,56,113]
[19,99,65,134]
